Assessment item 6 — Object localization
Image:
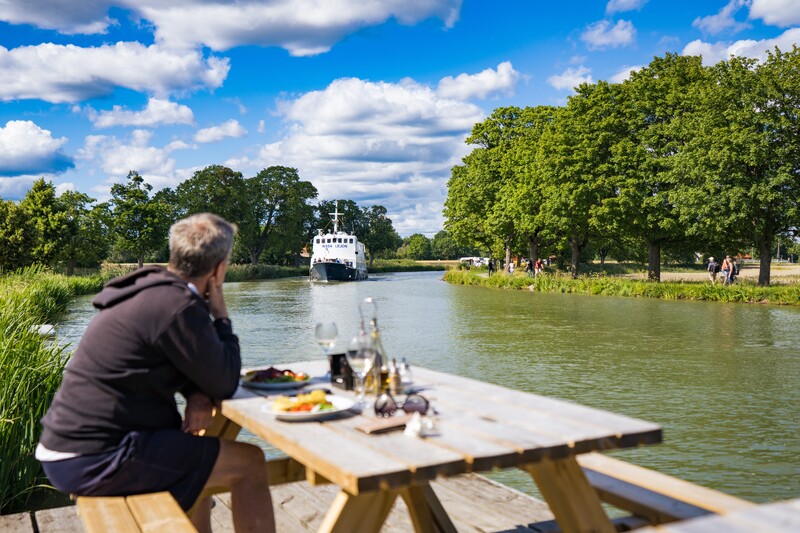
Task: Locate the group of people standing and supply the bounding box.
[707,255,739,285]
[487,258,544,277]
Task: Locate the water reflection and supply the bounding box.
[59,271,800,503]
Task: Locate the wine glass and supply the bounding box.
[346,333,376,409]
[314,322,338,356]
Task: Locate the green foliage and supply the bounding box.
[0,199,35,272]
[397,233,432,260]
[19,179,70,267]
[443,270,800,305]
[0,267,104,513]
[361,205,401,266]
[109,171,173,268]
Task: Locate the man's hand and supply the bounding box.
[183,392,214,435]
[206,270,229,320]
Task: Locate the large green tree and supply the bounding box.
[109,171,172,268]
[397,233,432,260]
[0,199,35,272]
[175,165,248,224]
[676,49,800,285]
[19,178,69,266]
[361,205,400,266]
[237,166,317,265]
[59,191,110,274]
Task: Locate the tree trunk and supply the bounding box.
[527,235,539,264]
[599,248,607,267]
[504,244,512,272]
[569,237,581,278]
[137,253,144,269]
[647,241,660,281]
[66,258,76,276]
[758,234,772,286]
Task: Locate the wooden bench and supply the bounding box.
[76,492,196,532]
[633,497,800,532]
[577,452,755,525]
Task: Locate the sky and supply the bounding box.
[1,0,799,236]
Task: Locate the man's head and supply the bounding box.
[169,213,237,278]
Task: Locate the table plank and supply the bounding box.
[221,396,414,494]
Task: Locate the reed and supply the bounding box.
[443,270,800,306]
[0,267,104,513]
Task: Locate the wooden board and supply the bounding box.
[35,506,83,533]
[633,497,800,532]
[76,496,140,533]
[0,512,33,533]
[126,492,196,532]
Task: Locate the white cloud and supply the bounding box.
[0,42,229,103]
[693,0,751,35]
[238,77,483,234]
[683,27,800,64]
[77,130,182,190]
[194,120,247,143]
[139,0,462,55]
[0,0,116,34]
[436,61,520,100]
[581,19,636,50]
[547,66,593,91]
[609,65,644,83]
[0,121,73,176]
[606,0,648,15]
[90,98,195,128]
[257,120,266,133]
[749,0,800,27]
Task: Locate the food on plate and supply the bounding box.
[242,367,309,383]
[273,390,334,413]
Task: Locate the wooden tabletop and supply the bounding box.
[221,360,661,496]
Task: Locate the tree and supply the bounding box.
[0,199,35,272]
[600,54,708,281]
[109,171,172,268]
[398,233,432,260]
[237,166,317,265]
[175,165,248,224]
[361,205,400,266]
[538,83,619,277]
[58,191,110,274]
[19,178,69,266]
[676,49,800,285]
[431,230,463,260]
[317,199,366,237]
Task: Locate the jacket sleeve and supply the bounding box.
[155,300,242,400]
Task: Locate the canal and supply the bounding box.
[59,270,800,503]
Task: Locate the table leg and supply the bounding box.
[522,456,616,533]
[400,485,457,533]
[318,489,399,533]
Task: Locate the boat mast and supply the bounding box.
[330,201,342,234]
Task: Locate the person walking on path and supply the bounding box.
[507,261,515,276]
[707,256,719,284]
[721,255,733,286]
[730,257,739,284]
[525,259,534,278]
[487,259,495,276]
[37,213,275,533]
[534,258,544,276]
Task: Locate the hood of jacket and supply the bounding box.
[92,266,188,310]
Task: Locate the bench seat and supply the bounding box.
[76,492,196,533]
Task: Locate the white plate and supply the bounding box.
[263,395,356,421]
[240,378,310,391]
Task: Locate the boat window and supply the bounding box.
[349,239,353,243]
[315,238,319,243]
[326,238,331,243]
[337,238,342,243]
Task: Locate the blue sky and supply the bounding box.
[1,0,799,236]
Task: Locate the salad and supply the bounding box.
[242,366,309,383]
[272,390,334,412]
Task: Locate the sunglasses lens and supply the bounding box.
[373,394,397,417]
[402,394,429,415]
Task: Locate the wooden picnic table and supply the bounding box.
[217,360,662,533]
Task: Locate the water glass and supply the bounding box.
[346,333,375,409]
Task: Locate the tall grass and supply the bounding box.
[0,267,104,514]
[443,270,800,306]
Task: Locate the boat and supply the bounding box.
[309,202,368,281]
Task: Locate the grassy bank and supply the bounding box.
[444,270,800,306]
[0,268,106,513]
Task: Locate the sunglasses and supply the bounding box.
[373,393,429,418]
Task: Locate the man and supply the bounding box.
[721,255,733,286]
[707,256,718,284]
[37,213,274,533]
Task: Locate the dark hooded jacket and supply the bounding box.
[40,266,241,454]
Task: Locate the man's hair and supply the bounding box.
[169,213,237,277]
